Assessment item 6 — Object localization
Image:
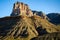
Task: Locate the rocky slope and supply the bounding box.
[0,16,38,40]
[0,15,60,40]
[31,32,60,40]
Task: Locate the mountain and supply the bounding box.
[47,13,60,25]
[0,1,60,40]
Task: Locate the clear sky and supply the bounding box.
[0,0,60,18]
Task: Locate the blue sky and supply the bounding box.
[0,0,60,18]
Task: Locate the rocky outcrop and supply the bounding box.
[10,2,33,17]
[32,11,48,19]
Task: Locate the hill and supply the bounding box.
[47,13,60,25]
[0,15,60,40]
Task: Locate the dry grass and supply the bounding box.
[0,15,60,40]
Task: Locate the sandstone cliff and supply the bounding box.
[10,2,33,17]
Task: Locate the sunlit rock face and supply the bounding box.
[10,2,33,17]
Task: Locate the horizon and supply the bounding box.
[0,0,60,18]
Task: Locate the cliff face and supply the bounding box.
[10,2,33,17]
[10,2,47,19]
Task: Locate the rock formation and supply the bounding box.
[32,11,48,19]
[10,1,48,19]
[10,2,33,17]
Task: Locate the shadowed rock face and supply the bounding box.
[10,2,33,17]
